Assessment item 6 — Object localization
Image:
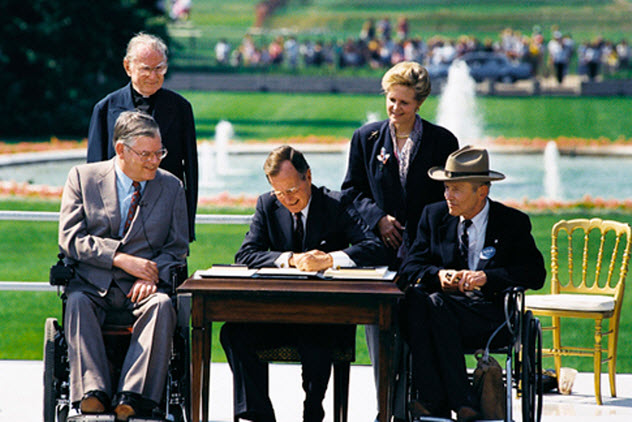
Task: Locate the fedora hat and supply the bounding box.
[428,145,505,182]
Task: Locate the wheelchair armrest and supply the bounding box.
[49,253,74,286]
[170,262,189,296]
[176,293,191,328]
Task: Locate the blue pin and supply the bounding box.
[480,246,496,260]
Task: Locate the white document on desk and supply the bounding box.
[196,265,257,278]
[322,266,396,280]
[254,267,319,278]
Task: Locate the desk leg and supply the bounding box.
[202,322,212,422]
[378,303,395,422]
[191,324,203,422]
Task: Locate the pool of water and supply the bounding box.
[1,151,630,201]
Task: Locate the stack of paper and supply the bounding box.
[196,265,257,278]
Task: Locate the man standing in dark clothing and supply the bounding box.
[87,32,198,241]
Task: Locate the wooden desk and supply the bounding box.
[178,275,403,422]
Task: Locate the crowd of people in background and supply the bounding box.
[212,19,630,83]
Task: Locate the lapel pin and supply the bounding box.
[377,147,390,165]
[480,246,496,260]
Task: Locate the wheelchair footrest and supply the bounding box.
[68,415,116,422]
[68,415,165,422]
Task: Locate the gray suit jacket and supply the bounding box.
[58,159,189,296]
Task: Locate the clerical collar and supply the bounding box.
[131,86,155,114]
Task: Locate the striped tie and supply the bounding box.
[123,181,141,234]
[292,212,304,252]
[459,219,473,269]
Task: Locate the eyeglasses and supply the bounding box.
[272,186,301,198]
[125,144,168,161]
[135,61,168,76]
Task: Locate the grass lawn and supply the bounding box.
[2,198,632,373]
[184,91,632,141]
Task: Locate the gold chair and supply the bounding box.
[525,218,632,405]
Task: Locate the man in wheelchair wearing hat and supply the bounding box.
[398,145,546,421]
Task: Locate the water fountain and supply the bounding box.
[199,120,237,188]
[436,60,483,145]
[365,111,381,124]
[544,141,563,200]
[215,120,234,175]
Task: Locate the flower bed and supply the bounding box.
[3,136,632,211]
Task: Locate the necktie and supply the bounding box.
[292,212,304,252]
[123,181,141,234]
[459,219,473,269]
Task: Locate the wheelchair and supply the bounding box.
[408,287,543,422]
[43,254,191,422]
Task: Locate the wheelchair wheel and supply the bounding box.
[521,311,543,422]
[44,318,68,422]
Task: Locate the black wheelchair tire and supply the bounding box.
[521,311,543,422]
[43,318,59,422]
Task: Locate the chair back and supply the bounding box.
[550,218,632,306]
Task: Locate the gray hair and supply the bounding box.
[112,111,161,148]
[124,32,168,63]
[263,145,310,180]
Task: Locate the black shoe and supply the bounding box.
[80,390,110,414]
[235,411,276,422]
[114,391,142,422]
[374,415,406,422]
[409,399,432,418]
[456,406,480,422]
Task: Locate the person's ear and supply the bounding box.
[305,168,312,185]
[123,59,132,77]
[115,141,126,158]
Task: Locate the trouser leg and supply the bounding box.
[407,288,503,412]
[297,325,334,422]
[65,290,110,404]
[118,291,176,403]
[220,323,276,421]
[405,289,448,411]
[366,324,407,420]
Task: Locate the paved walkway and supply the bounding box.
[2,360,632,421]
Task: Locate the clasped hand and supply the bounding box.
[113,252,159,303]
[378,214,404,250]
[438,269,487,293]
[289,249,333,272]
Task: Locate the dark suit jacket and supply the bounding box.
[341,118,458,250]
[235,185,387,268]
[58,159,189,296]
[87,83,198,241]
[398,199,546,298]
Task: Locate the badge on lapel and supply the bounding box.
[480,246,496,261]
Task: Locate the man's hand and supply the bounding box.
[289,250,333,272]
[113,252,159,283]
[439,269,459,291]
[127,279,157,303]
[378,215,404,250]
[439,269,487,293]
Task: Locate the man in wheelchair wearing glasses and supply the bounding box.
[398,146,546,421]
[58,111,189,421]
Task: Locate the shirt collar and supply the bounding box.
[114,160,146,193]
[460,198,490,230]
